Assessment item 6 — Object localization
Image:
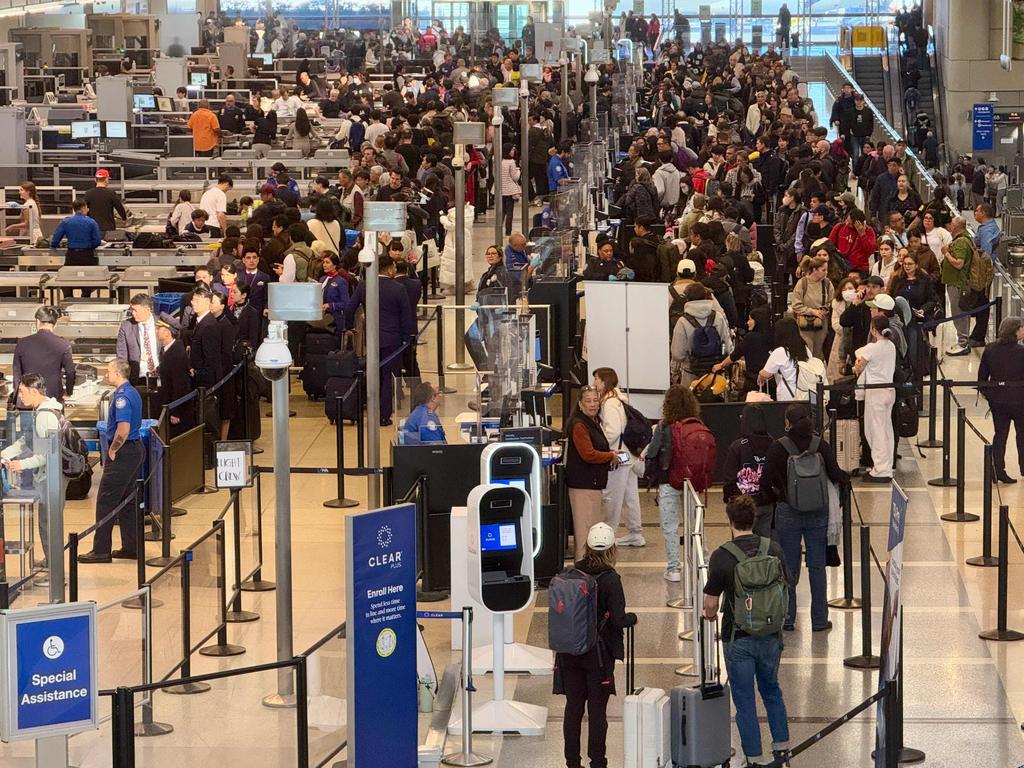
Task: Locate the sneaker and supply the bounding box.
[664,569,681,582]
[968,338,986,348]
[812,620,834,633]
[616,533,646,547]
[773,749,792,766]
[947,346,971,356]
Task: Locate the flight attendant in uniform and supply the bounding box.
[78,359,146,563]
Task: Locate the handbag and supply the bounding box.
[958,288,985,313]
[796,313,825,331]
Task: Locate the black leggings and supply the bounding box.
[560,651,613,768]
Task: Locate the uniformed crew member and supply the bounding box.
[13,306,75,404]
[78,359,145,563]
[155,315,195,437]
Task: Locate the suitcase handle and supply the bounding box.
[698,616,724,695]
[625,624,635,695]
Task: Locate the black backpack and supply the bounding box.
[40,409,90,480]
[619,399,653,455]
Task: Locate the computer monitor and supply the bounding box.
[254,53,273,65]
[70,120,101,139]
[156,96,173,112]
[190,72,209,87]
[133,94,156,110]
[104,121,128,139]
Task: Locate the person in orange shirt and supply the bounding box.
[187,99,221,157]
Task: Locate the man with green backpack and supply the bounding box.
[704,495,793,768]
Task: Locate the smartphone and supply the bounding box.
[617,451,630,463]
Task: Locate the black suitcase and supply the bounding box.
[326,349,360,379]
[303,331,337,359]
[326,376,362,423]
[301,354,328,399]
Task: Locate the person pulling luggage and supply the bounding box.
[551,522,637,768]
[704,495,793,768]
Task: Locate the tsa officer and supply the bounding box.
[79,359,145,563]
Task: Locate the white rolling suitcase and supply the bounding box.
[623,626,672,768]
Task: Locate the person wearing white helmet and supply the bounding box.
[554,522,637,768]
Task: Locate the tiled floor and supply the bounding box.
[4,210,1024,767]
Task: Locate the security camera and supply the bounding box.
[254,320,292,382]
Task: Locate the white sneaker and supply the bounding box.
[616,533,646,547]
[664,569,681,582]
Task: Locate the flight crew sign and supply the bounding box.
[0,602,98,741]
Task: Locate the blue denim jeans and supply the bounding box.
[720,630,790,765]
[774,503,829,629]
[658,484,683,572]
[724,634,791,761]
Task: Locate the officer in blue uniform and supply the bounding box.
[79,359,146,563]
[319,251,350,342]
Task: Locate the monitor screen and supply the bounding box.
[156,96,173,112]
[253,53,273,65]
[70,121,100,139]
[491,478,527,492]
[190,72,209,87]
[104,121,127,139]
[480,523,518,552]
[133,94,156,110]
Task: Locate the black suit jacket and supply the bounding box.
[344,277,415,351]
[189,314,223,389]
[237,269,271,316]
[158,340,195,435]
[235,303,263,352]
[13,329,75,402]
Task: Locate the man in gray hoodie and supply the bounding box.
[670,282,733,387]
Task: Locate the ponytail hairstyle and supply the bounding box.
[871,314,892,340]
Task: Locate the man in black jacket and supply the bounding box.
[582,240,626,281]
[188,286,224,390]
[626,218,661,282]
[155,315,195,437]
[527,115,551,201]
[231,282,263,352]
[979,317,1024,483]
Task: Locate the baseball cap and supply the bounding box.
[95,169,110,179]
[586,522,615,551]
[867,294,896,311]
[835,191,856,206]
[677,258,696,275]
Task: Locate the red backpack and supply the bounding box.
[668,418,717,493]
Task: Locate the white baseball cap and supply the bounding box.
[587,522,615,551]
[867,294,896,311]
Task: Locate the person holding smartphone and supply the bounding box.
[593,367,645,548]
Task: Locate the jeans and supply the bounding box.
[724,635,790,761]
[991,403,1024,476]
[560,649,612,768]
[658,483,683,571]
[774,503,829,629]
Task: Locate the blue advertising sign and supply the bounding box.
[973,103,994,152]
[0,602,98,742]
[346,504,417,767]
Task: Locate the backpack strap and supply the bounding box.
[705,310,716,327]
[808,435,821,455]
[722,540,747,563]
[757,537,771,557]
[779,436,799,456]
[683,313,700,329]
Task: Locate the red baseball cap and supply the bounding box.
[95,169,110,179]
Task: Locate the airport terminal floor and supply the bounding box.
[4,213,1024,767]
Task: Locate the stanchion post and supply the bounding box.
[324,392,357,509]
[920,347,941,448]
[227,491,261,621]
[928,382,956,486]
[436,306,456,394]
[829,482,860,609]
[815,381,825,434]
[940,407,978,522]
[895,612,925,763]
[150,425,176,565]
[134,479,146,591]
[68,533,79,603]
[979,506,1024,641]
[163,551,212,694]
[195,387,216,494]
[200,519,246,657]
[241,472,275,593]
[112,686,136,768]
[443,606,491,767]
[967,443,999,567]
[356,372,366,468]
[844,525,880,669]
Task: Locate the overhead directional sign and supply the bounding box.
[973,103,994,152]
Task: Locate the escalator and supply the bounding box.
[851,55,887,117]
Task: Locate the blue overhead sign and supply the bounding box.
[0,602,98,742]
[973,103,994,152]
[346,504,417,767]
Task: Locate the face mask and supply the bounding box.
[842,289,857,303]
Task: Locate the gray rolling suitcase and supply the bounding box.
[671,618,733,768]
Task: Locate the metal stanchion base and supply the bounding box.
[666,597,692,609]
[196,484,218,495]
[940,512,979,522]
[979,628,1024,641]
[418,589,449,603]
[146,555,177,567]
[843,654,881,669]
[448,700,548,736]
[253,445,264,455]
[677,630,693,642]
[122,595,163,610]
[471,642,553,675]
[241,578,276,592]
[442,750,493,767]
[225,609,260,623]
[144,527,162,542]
[897,748,927,764]
[828,597,862,609]
[262,692,297,708]
[199,642,246,657]
[438,385,458,395]
[918,439,943,448]
[674,663,697,677]
[966,555,1000,567]
[265,410,297,418]
[171,506,187,517]
[447,362,475,371]
[162,681,211,695]
[324,497,359,509]
[135,720,173,737]
[927,477,958,487]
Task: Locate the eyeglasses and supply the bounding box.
[580,385,597,393]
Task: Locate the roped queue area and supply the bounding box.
[2,5,1024,768]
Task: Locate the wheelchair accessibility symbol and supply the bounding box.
[43,636,64,660]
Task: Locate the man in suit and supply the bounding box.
[231,282,263,352]
[344,256,415,426]
[13,306,75,404]
[527,114,551,201]
[188,286,223,390]
[154,315,195,437]
[116,294,161,382]
[238,246,271,319]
